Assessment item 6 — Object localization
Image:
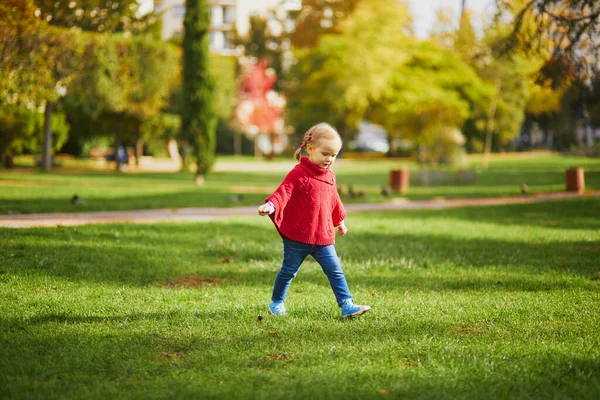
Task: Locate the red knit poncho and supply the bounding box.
[266,157,346,245]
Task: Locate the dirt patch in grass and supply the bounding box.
[152,275,223,288]
[453,324,491,337]
[266,352,294,361]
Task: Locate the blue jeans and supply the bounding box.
[271,238,353,306]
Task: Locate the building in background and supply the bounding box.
[153,0,301,54]
[154,0,237,54]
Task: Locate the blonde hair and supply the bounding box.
[294,122,342,161]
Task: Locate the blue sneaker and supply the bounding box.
[269,301,287,316]
[341,299,371,318]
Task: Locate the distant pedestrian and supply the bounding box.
[258,122,370,318]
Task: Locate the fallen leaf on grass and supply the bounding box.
[401,361,418,368]
[219,256,233,264]
[558,264,566,268]
[454,324,491,336]
[268,331,278,337]
[152,275,223,289]
[371,292,376,297]
[378,389,390,395]
[266,352,293,361]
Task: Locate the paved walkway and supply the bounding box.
[1,191,597,228]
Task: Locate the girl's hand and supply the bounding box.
[257,204,271,216]
[337,223,348,235]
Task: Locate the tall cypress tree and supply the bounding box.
[182,0,216,182]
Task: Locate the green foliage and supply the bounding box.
[0,106,39,157]
[435,8,558,153]
[286,0,414,139]
[181,0,217,176]
[126,35,180,121]
[33,0,158,35]
[0,0,48,106]
[140,113,181,156]
[290,0,360,48]
[210,55,237,121]
[286,0,490,165]
[0,105,69,157]
[497,0,600,86]
[61,32,180,156]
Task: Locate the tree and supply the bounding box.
[63,33,179,168]
[34,0,157,34]
[289,0,361,48]
[0,0,48,107]
[497,0,600,86]
[0,1,82,171]
[285,0,491,166]
[38,28,83,171]
[181,0,216,183]
[371,41,492,165]
[287,0,414,139]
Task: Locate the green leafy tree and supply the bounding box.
[497,0,599,86]
[124,36,180,162]
[371,41,491,165]
[432,7,562,163]
[286,0,490,165]
[63,33,179,167]
[0,0,49,107]
[181,0,216,182]
[38,28,84,171]
[0,1,82,170]
[290,0,361,48]
[287,0,413,140]
[34,0,157,34]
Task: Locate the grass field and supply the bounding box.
[1,153,599,215]
[1,198,599,399]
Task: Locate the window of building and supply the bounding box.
[173,5,185,17]
[211,6,224,26]
[223,6,236,25]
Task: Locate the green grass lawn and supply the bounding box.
[1,198,599,399]
[1,153,599,215]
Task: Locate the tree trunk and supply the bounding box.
[180,140,189,172]
[234,131,241,156]
[43,101,53,172]
[254,134,260,160]
[482,79,500,169]
[136,138,143,166]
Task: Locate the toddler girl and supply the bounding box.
[258,122,371,318]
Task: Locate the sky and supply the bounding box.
[409,0,496,39]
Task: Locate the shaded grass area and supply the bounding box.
[1,198,599,399]
[1,154,600,214]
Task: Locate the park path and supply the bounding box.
[0,191,597,228]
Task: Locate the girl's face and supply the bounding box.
[306,138,342,169]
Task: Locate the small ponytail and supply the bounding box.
[294,134,313,160]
